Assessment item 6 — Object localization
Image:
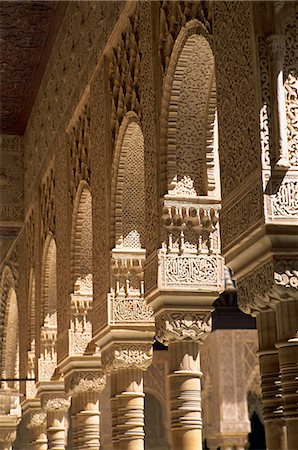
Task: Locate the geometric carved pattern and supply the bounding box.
[68,103,91,206]
[284,9,298,166]
[258,35,272,167]
[112,119,145,249]
[0,1,66,134]
[40,166,55,245]
[109,7,141,145]
[159,1,212,78]
[165,31,215,196]
[71,183,93,288]
[213,1,260,197]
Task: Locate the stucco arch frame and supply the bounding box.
[28,267,36,350]
[159,19,217,197]
[41,232,57,324]
[70,179,93,289]
[110,111,143,248]
[0,266,17,378]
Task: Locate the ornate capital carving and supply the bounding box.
[266,34,286,63]
[102,344,153,372]
[65,371,106,396]
[155,311,211,345]
[238,258,298,316]
[26,411,46,429]
[42,393,70,412]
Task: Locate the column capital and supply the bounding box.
[237,257,298,316]
[266,34,286,63]
[65,370,106,396]
[102,343,153,372]
[42,393,70,413]
[155,311,211,345]
[26,411,47,430]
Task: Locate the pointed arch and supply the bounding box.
[1,286,19,414]
[160,19,220,198]
[0,266,16,377]
[111,112,146,249]
[28,268,36,351]
[70,180,93,292]
[41,234,57,328]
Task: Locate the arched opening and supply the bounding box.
[161,20,220,199]
[109,112,153,322]
[1,287,19,415]
[28,268,36,351]
[71,183,93,292]
[69,183,94,356]
[39,235,58,381]
[42,237,57,328]
[144,393,170,450]
[113,118,145,249]
[26,268,36,398]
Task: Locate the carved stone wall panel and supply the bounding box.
[0,135,24,224]
[90,69,110,334]
[284,8,298,167]
[159,1,212,80]
[24,1,124,198]
[109,5,141,147]
[139,1,160,258]
[68,103,91,206]
[158,252,223,291]
[213,1,261,198]
[55,135,72,363]
[264,173,298,222]
[40,165,55,246]
[201,330,259,445]
[258,35,273,168]
[220,182,264,252]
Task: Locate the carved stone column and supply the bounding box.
[275,297,298,450]
[65,370,106,450]
[0,415,19,450]
[102,344,153,450]
[110,372,119,450]
[156,312,211,450]
[22,399,47,450]
[27,411,47,450]
[40,388,70,450]
[257,310,287,450]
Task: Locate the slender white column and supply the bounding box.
[168,341,203,450]
[64,370,105,450]
[117,368,145,450]
[76,391,100,449]
[155,311,211,450]
[257,310,287,450]
[111,372,119,450]
[275,299,298,450]
[46,410,67,450]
